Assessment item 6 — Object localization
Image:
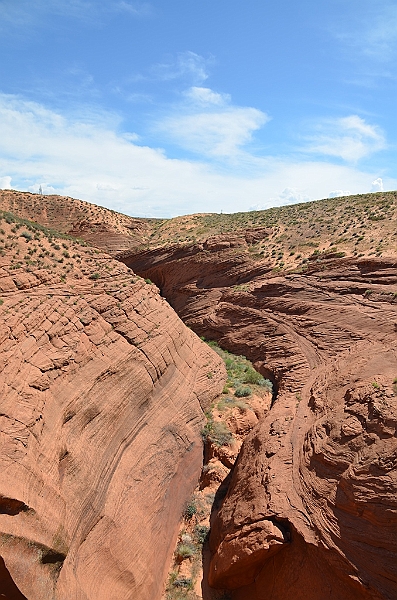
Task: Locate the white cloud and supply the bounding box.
[0,176,12,189]
[183,87,230,107]
[250,187,312,211]
[28,182,56,194]
[328,190,351,198]
[159,106,269,158]
[151,52,210,84]
[306,115,386,162]
[0,95,396,218]
[371,177,384,192]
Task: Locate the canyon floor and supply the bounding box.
[0,189,396,600]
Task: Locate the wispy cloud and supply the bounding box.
[183,86,230,107]
[0,95,395,217]
[159,107,269,158]
[0,0,153,32]
[150,52,211,84]
[305,115,386,163]
[334,2,397,63]
[157,85,269,159]
[115,2,153,17]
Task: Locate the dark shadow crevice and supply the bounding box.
[0,557,27,600]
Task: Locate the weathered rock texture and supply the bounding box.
[0,223,225,599]
[122,241,397,600]
[2,190,397,599]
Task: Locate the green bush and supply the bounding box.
[235,385,252,398]
[176,544,195,560]
[194,525,209,545]
[183,500,197,521]
[243,367,264,385]
[203,421,233,447]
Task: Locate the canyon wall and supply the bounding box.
[123,241,397,599]
[1,190,396,599]
[0,248,225,599]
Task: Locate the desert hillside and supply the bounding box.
[0,189,396,600]
[1,189,396,266]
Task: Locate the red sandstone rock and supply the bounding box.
[0,246,225,599]
[2,190,397,599]
[122,243,397,600]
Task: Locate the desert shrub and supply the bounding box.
[259,378,273,392]
[217,397,248,412]
[235,385,252,398]
[176,544,195,561]
[194,525,210,545]
[234,399,249,411]
[173,577,193,589]
[183,499,197,521]
[203,421,233,447]
[89,272,100,280]
[243,367,265,385]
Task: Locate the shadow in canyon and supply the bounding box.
[0,557,27,600]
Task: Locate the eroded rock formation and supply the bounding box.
[1,190,397,599]
[0,236,225,599]
[122,241,397,599]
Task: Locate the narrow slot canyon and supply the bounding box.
[120,245,397,600]
[0,190,396,600]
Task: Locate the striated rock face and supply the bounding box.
[2,190,397,598]
[0,246,225,599]
[122,243,397,600]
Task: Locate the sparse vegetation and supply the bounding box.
[202,419,233,447]
[234,385,252,398]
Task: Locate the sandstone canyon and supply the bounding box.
[0,189,396,600]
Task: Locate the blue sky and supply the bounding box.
[0,0,396,217]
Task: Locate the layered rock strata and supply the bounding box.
[122,242,397,600]
[0,247,225,599]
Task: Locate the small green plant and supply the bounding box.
[234,385,252,398]
[372,381,380,389]
[176,544,195,561]
[89,272,100,280]
[194,524,209,545]
[202,420,233,447]
[183,499,197,521]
